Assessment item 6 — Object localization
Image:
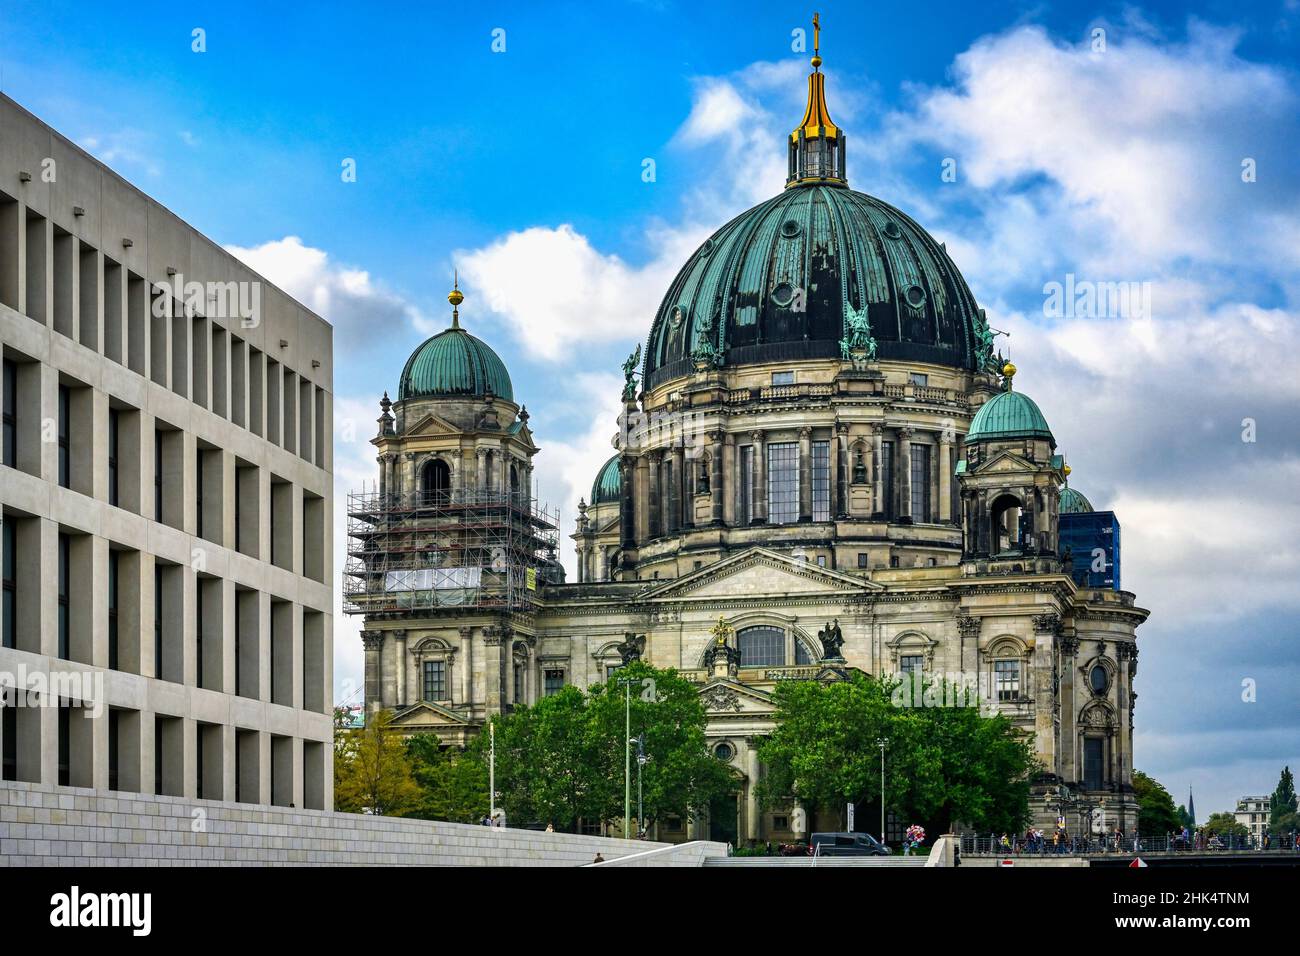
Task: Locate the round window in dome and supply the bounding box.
[771,282,795,307]
[1089,664,1109,696]
[780,219,802,238]
[713,742,735,762]
[905,285,926,308]
[700,238,715,256]
[883,220,903,239]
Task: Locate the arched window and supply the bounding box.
[421,459,450,504]
[738,625,785,667]
[510,462,520,501]
[1089,664,1109,695]
[989,493,1024,553]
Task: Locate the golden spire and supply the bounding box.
[1002,361,1017,390]
[792,11,839,144]
[448,271,464,329]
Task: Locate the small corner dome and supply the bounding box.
[398,327,513,402]
[1060,486,1094,514]
[966,390,1054,446]
[591,455,622,504]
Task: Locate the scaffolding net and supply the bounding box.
[344,490,560,615]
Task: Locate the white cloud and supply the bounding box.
[225,236,425,350]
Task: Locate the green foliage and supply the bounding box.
[756,672,1036,834]
[478,662,733,833]
[1270,766,1298,832]
[405,733,489,823]
[1132,770,1181,838]
[334,710,422,816]
[1176,804,1194,830]
[1202,811,1248,839]
[1270,811,1299,838]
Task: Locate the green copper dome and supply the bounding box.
[643,184,987,390]
[591,455,622,504]
[398,327,513,402]
[1060,486,1094,514]
[966,390,1055,445]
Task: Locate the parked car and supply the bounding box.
[809,831,891,856]
[779,842,809,856]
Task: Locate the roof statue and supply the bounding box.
[621,343,642,402]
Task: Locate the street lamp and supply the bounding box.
[634,734,650,837]
[616,676,637,836]
[876,737,889,842]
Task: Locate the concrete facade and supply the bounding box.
[0,93,334,811]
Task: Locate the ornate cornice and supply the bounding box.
[956,615,982,638]
[1032,612,1062,635]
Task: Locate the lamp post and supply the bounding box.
[617,676,636,836]
[489,721,496,823]
[876,737,889,842]
[634,733,649,837]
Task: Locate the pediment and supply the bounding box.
[972,449,1036,474]
[404,411,464,438]
[389,701,475,729]
[644,547,881,601]
[698,678,774,715]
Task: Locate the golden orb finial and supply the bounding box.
[1063,464,1072,480]
[811,12,821,69]
[448,272,464,328]
[1002,361,1017,389]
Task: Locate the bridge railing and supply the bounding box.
[960,832,1300,856]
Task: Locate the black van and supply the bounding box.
[810,832,891,856]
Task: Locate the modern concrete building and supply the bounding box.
[0,92,334,810]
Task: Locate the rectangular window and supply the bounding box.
[2,520,14,647]
[910,444,931,522]
[1084,737,1105,791]
[909,372,928,387]
[108,550,119,670]
[900,654,923,676]
[739,445,754,524]
[57,533,69,659]
[544,669,565,696]
[995,660,1021,701]
[739,627,784,667]
[154,565,163,676]
[881,441,895,519]
[2,359,15,467]
[154,430,163,522]
[57,384,70,488]
[771,370,795,386]
[108,409,119,507]
[857,552,868,569]
[812,440,831,522]
[108,710,120,792]
[195,449,204,540]
[513,663,525,703]
[423,660,446,701]
[195,578,204,689]
[3,704,16,781]
[767,442,799,525]
[58,705,70,786]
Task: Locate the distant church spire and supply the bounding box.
[1188,788,1196,826]
[787,12,847,188]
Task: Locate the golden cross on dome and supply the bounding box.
[812,12,821,69]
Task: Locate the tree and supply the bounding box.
[1202,812,1248,839]
[1176,804,1193,831]
[405,733,489,823]
[334,710,422,816]
[1270,766,1298,832]
[586,661,734,832]
[757,672,1036,836]
[1132,770,1181,838]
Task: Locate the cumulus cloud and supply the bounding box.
[225,236,426,351]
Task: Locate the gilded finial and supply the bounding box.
[1002,361,1017,390]
[811,12,822,69]
[1063,464,1072,481]
[448,271,464,328]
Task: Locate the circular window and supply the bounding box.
[771,282,795,307]
[713,742,735,762]
[700,238,715,255]
[905,285,926,308]
[669,305,685,329]
[1089,664,1109,695]
[780,218,802,238]
[883,220,903,239]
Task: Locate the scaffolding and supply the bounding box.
[343,489,560,616]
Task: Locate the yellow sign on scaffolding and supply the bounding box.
[526,567,537,591]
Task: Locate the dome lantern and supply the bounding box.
[397,280,514,401]
[788,12,846,188]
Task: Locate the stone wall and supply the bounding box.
[0,781,716,866]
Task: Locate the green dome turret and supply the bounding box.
[397,281,513,401]
[966,366,1054,446]
[591,455,622,504]
[1060,486,1094,514]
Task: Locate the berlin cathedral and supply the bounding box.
[345,26,1149,845]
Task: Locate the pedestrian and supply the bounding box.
[592,853,605,864]
[545,823,554,833]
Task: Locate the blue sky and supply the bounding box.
[4,0,1298,819]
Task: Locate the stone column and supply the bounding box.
[871,425,884,517]
[938,436,953,523]
[483,626,507,715]
[899,428,914,523]
[1031,614,1060,775]
[476,448,487,494]
[831,422,845,518]
[459,627,473,707]
[393,630,407,707]
[798,427,813,523]
[1116,643,1134,788]
[670,445,685,533]
[647,451,661,539]
[751,430,767,524]
[362,632,383,715]
[1060,635,1079,783]
[745,741,761,842]
[710,431,725,525]
[619,455,636,555]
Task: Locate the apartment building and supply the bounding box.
[0,93,334,809]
